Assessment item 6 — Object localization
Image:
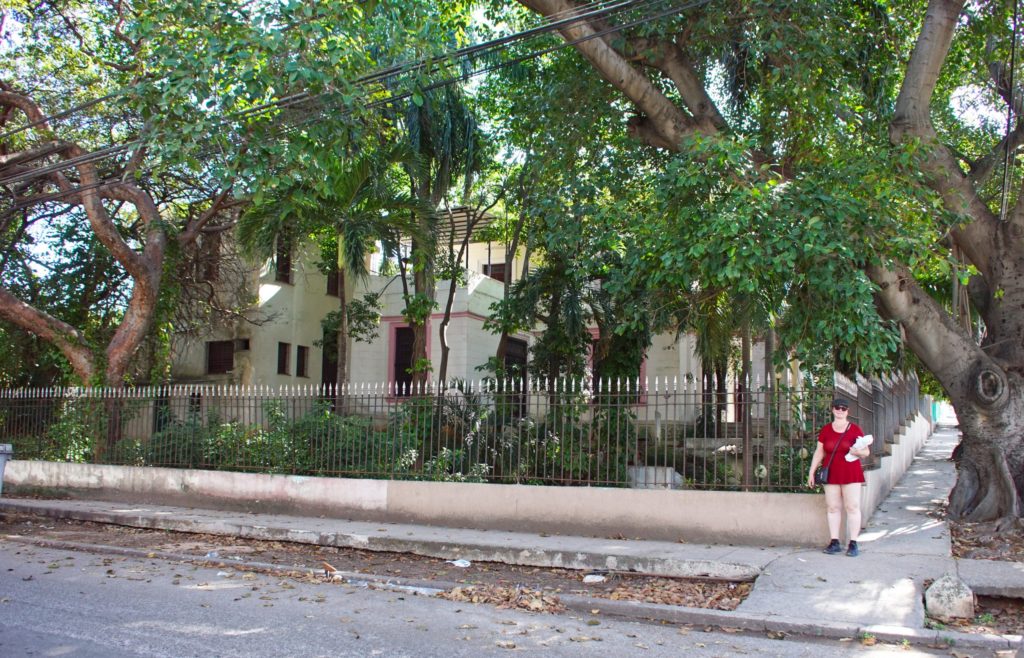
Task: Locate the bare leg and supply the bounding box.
[824,484,843,539]
[841,483,862,541]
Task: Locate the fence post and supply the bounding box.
[742,376,752,490]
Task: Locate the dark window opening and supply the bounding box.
[503,337,528,417]
[153,394,171,433]
[297,345,309,378]
[393,327,414,396]
[188,392,202,418]
[505,337,528,372]
[275,237,293,284]
[326,268,341,296]
[483,262,506,283]
[277,342,291,375]
[321,330,339,387]
[207,340,234,374]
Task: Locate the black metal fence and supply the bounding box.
[0,373,923,492]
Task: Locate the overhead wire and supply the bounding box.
[999,0,1020,223]
[2,0,707,208]
[1,0,668,187]
[0,0,647,140]
[2,1,652,186]
[1,0,675,191]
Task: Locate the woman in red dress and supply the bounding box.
[806,398,871,557]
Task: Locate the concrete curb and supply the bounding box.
[958,558,1024,598]
[0,500,759,581]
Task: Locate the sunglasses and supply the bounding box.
[833,405,849,411]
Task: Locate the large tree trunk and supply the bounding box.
[868,264,1024,523]
[334,268,351,412]
[878,0,1024,524]
[410,262,435,390]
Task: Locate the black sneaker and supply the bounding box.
[823,539,842,554]
[846,540,860,557]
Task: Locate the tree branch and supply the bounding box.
[866,262,997,402]
[178,189,242,246]
[518,0,695,150]
[891,0,963,136]
[890,0,999,280]
[969,121,1024,186]
[635,37,728,134]
[2,85,167,385]
[0,140,68,170]
[0,284,96,382]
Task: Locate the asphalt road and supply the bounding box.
[0,540,950,657]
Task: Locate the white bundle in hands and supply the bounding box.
[845,434,873,461]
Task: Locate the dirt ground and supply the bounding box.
[0,513,749,615]
[949,519,1024,563]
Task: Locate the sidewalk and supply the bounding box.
[1,426,1021,651]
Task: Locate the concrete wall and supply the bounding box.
[2,412,933,546]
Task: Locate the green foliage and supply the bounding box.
[347,293,384,344]
[420,448,491,482]
[769,446,814,492]
[14,399,100,462]
[402,292,438,325]
[142,400,417,475]
[318,290,384,347]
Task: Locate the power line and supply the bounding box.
[1,0,672,189]
[2,1,656,184]
[0,91,123,141]
[999,0,1020,223]
[0,0,648,140]
[6,0,697,204]
[3,0,707,206]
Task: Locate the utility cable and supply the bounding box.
[3,0,707,206]
[0,0,666,182]
[0,0,673,189]
[0,0,649,140]
[999,0,1020,223]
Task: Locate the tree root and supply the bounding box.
[994,516,1024,533]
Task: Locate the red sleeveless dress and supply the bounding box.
[817,422,865,484]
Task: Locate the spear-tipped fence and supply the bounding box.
[0,373,922,491]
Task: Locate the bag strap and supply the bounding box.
[823,425,850,469]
